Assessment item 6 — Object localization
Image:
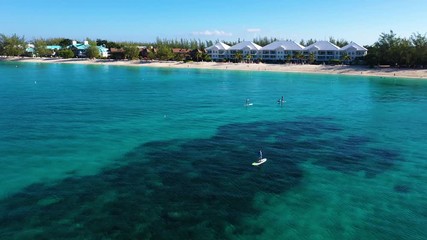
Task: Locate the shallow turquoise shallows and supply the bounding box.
[1,61,426,239]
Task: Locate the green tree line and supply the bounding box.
[0,34,26,56]
[0,33,351,58]
[2,31,427,67]
[365,30,427,67]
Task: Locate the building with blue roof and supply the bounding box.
[97,46,109,58]
[67,40,109,58]
[46,45,61,50]
[25,44,35,57]
[24,40,109,58]
[69,40,90,57]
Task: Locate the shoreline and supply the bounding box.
[2,57,427,79]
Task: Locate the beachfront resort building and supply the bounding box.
[69,41,90,57]
[25,44,36,57]
[69,41,109,58]
[25,40,109,58]
[260,40,305,61]
[340,42,368,60]
[228,41,262,61]
[205,42,230,61]
[206,40,367,63]
[304,41,341,62]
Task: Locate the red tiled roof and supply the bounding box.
[110,48,125,53]
[172,48,190,54]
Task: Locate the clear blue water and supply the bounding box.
[0,61,427,239]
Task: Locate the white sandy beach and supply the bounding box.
[2,57,427,79]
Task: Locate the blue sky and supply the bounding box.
[2,0,427,46]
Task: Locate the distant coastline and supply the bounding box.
[2,57,427,79]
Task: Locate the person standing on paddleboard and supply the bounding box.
[258,149,263,162]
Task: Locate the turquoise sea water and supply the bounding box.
[0,61,426,239]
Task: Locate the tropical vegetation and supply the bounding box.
[1,31,427,68]
[86,46,100,59]
[365,30,427,67]
[0,34,26,56]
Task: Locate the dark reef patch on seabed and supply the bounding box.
[393,184,411,193]
[0,117,402,239]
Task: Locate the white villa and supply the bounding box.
[206,40,367,63]
[340,42,368,60]
[304,41,341,62]
[228,41,262,61]
[205,42,230,61]
[260,40,304,61]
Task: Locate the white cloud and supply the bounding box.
[192,30,233,37]
[247,28,261,33]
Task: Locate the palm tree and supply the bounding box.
[308,52,316,64]
[295,52,305,64]
[195,50,202,62]
[235,51,243,63]
[245,54,252,63]
[286,54,292,63]
[341,53,351,64]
